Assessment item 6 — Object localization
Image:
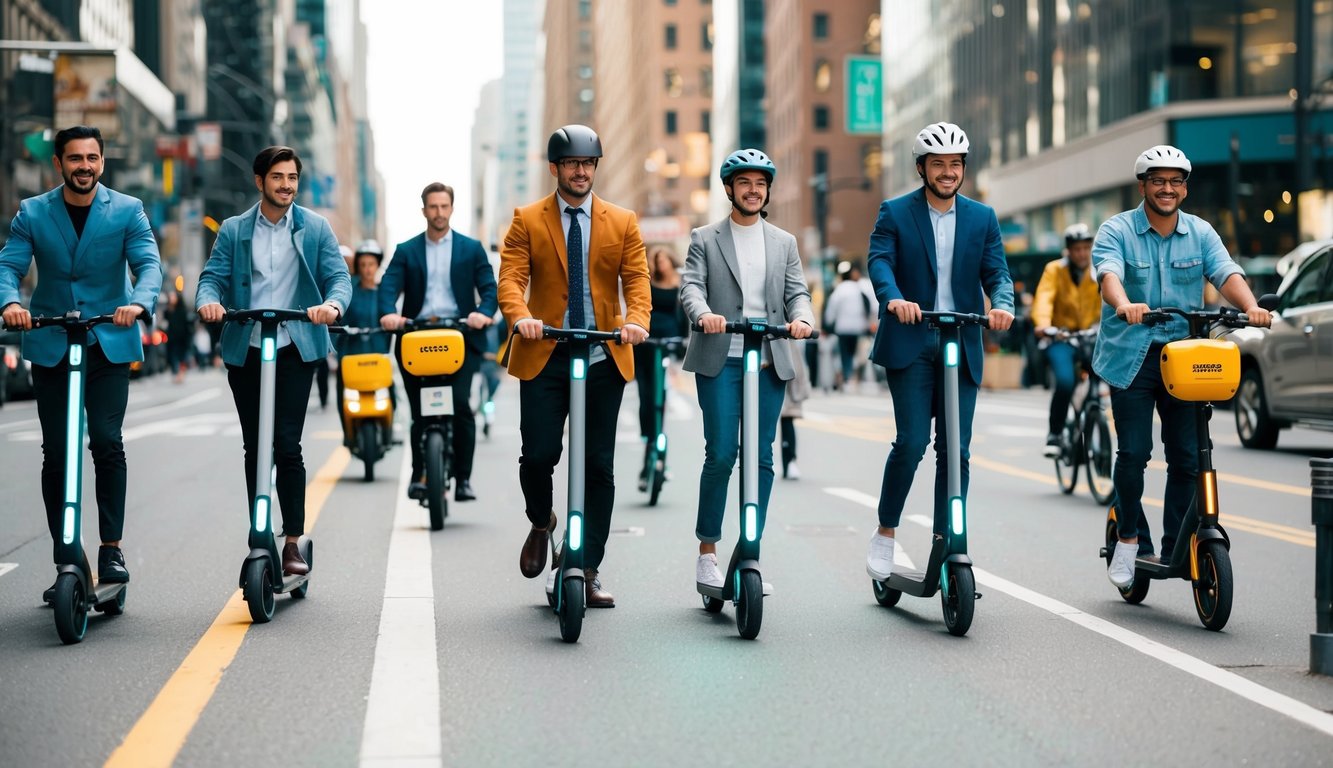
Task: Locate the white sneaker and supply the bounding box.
[785,462,801,480]
[696,553,724,588]
[1107,541,1138,589]
[866,533,896,581]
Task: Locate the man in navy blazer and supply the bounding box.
[197,145,350,577]
[864,122,1015,581]
[0,125,163,591]
[379,182,497,502]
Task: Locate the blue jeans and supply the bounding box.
[1044,341,1077,436]
[695,357,785,543]
[876,333,979,534]
[1109,345,1199,556]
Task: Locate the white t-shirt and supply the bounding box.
[729,219,767,357]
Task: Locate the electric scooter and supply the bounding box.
[695,320,818,640]
[639,335,686,506]
[541,324,623,643]
[8,312,129,644]
[871,310,988,637]
[222,309,315,623]
[397,317,468,531]
[1098,301,1273,631]
[331,325,395,482]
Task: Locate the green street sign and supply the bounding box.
[845,56,883,135]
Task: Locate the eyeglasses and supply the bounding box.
[557,158,597,171]
[1145,176,1186,188]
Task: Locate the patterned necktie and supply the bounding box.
[566,206,585,329]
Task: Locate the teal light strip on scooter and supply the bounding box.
[944,340,959,368]
[745,349,759,373]
[262,336,276,362]
[62,344,85,545]
[744,503,759,542]
[572,358,586,380]
[656,433,667,452]
[569,512,583,551]
[950,497,965,536]
[254,496,271,534]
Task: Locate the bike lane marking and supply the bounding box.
[359,450,442,767]
[826,486,1333,738]
[104,447,350,768]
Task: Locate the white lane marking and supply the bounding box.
[360,451,442,768]
[823,486,1333,738]
[822,488,915,569]
[0,563,17,579]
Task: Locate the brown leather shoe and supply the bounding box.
[282,541,310,576]
[585,569,615,608]
[519,513,556,579]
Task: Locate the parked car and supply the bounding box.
[1230,238,1333,448]
[0,330,36,405]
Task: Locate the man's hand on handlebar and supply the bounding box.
[787,320,814,339]
[698,313,727,334]
[379,313,406,332]
[307,304,339,325]
[1243,306,1272,328]
[113,304,145,328]
[987,308,1014,332]
[515,318,545,340]
[620,323,648,345]
[198,303,225,323]
[1115,302,1151,325]
[886,299,922,324]
[2,302,32,330]
[465,312,494,330]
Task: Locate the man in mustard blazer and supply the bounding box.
[498,124,651,608]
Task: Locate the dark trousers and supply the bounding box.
[876,334,979,533]
[226,345,315,536]
[32,343,130,550]
[1044,341,1077,435]
[632,343,661,439]
[780,416,797,467]
[1109,346,1199,556]
[837,333,860,383]
[313,357,329,408]
[398,346,478,481]
[519,347,625,571]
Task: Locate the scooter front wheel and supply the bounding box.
[425,430,447,531]
[53,573,88,644]
[243,558,276,623]
[558,576,584,643]
[1193,540,1233,631]
[872,579,902,607]
[358,422,378,482]
[942,565,975,637]
[736,570,763,640]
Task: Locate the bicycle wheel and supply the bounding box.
[1084,406,1116,505]
[1054,407,1079,494]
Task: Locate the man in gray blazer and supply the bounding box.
[197,146,350,576]
[679,149,814,589]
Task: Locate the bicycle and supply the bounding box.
[1047,327,1115,505]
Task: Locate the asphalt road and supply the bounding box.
[2,362,1331,767]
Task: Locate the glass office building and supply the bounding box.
[882,0,1332,272]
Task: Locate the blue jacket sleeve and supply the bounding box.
[979,208,1015,313]
[195,220,235,309]
[0,203,35,308]
[378,245,405,318]
[126,201,164,316]
[866,200,903,310]
[316,220,351,313]
[472,241,498,317]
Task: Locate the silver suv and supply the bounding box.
[1231,239,1333,448]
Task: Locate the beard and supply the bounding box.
[263,187,295,211]
[924,176,959,200]
[61,166,100,195]
[728,191,767,217]
[1145,194,1180,217]
[558,175,592,201]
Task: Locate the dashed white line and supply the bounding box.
[823,485,1333,738]
[0,563,17,579]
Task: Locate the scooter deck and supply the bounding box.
[1099,548,1191,580]
[276,573,310,594]
[885,569,938,598]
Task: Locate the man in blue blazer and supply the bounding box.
[0,125,163,592]
[864,122,1015,581]
[379,182,497,502]
[197,146,350,576]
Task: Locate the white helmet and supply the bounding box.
[1064,223,1093,244]
[1134,145,1191,179]
[913,122,970,158]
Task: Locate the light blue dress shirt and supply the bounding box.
[928,201,957,312]
[1091,203,1246,389]
[419,230,459,319]
[250,209,299,348]
[558,195,604,364]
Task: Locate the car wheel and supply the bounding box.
[1235,367,1280,449]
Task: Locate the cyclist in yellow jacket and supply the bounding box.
[1032,223,1101,456]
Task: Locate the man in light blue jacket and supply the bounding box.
[197,146,350,576]
[0,126,163,594]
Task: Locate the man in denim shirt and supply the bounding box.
[1093,144,1270,589]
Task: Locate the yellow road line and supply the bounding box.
[803,416,1314,548]
[104,447,351,768]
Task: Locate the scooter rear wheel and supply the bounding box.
[1103,513,1151,603]
[701,594,725,613]
[942,564,975,637]
[872,579,902,607]
[291,540,313,599]
[95,586,127,616]
[358,422,378,482]
[53,573,88,644]
[558,576,584,643]
[425,430,447,531]
[736,570,763,640]
[243,558,275,623]
[648,456,667,506]
[1193,540,1233,631]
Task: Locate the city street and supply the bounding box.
[1,361,1331,766]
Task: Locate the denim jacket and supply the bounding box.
[1091,203,1245,389]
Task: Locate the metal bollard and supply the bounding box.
[1310,457,1333,675]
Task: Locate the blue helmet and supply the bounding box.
[720,148,776,185]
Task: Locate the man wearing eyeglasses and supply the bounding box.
[498,124,651,608]
[1094,144,1270,589]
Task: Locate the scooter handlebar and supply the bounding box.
[542,325,624,343]
[690,320,820,339]
[918,310,990,329]
[16,312,118,331]
[329,325,390,336]
[1142,306,1253,330]
[219,308,313,324]
[399,317,466,331]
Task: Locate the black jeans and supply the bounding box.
[398,345,479,482]
[632,343,661,439]
[518,346,625,571]
[32,343,130,550]
[226,345,315,536]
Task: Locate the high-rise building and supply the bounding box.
[472,77,504,250]
[492,0,543,245]
[542,0,596,130]
[765,0,882,283]
[709,0,766,221]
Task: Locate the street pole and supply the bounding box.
[1294,0,1313,237]
[1310,458,1333,675]
[1229,133,1243,256]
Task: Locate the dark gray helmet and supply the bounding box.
[547,124,603,162]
